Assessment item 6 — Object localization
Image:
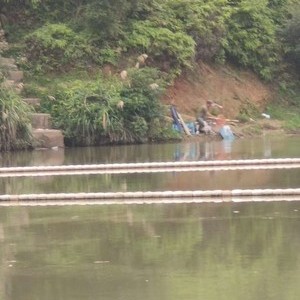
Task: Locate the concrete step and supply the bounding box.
[1,79,24,93]
[30,113,52,129]
[23,97,41,107]
[0,57,17,70]
[0,41,9,52]
[1,79,15,88]
[32,129,64,149]
[7,70,23,82]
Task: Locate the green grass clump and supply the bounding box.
[266,81,300,132]
[0,88,33,151]
[267,104,300,132]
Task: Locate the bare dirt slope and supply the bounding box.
[162,62,273,121]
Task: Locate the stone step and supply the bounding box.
[7,70,23,82]
[23,97,41,107]
[0,40,9,52]
[0,57,17,70]
[1,79,15,89]
[1,79,24,93]
[30,113,52,129]
[32,129,64,149]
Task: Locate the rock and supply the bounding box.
[149,83,159,90]
[120,70,127,80]
[117,100,124,109]
[135,53,148,68]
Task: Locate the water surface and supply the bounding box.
[0,202,300,300]
[1,134,300,167]
[0,135,300,300]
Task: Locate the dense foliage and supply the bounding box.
[37,68,176,146]
[0,0,298,148]
[281,3,300,74]
[1,0,297,79]
[24,23,100,72]
[223,0,279,79]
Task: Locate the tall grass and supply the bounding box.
[266,82,300,132]
[0,88,33,151]
[41,70,173,146]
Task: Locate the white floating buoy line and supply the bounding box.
[0,189,300,204]
[1,158,300,204]
[0,158,300,177]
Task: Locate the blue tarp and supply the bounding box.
[219,125,235,140]
[173,122,195,134]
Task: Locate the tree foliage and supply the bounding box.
[0,0,298,148]
[166,0,230,60]
[25,23,100,72]
[123,20,195,71]
[223,0,280,79]
[281,3,300,74]
[1,0,295,79]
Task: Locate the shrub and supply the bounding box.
[0,88,33,151]
[281,3,300,74]
[237,100,261,122]
[25,23,98,72]
[222,0,279,80]
[123,20,195,71]
[148,117,182,141]
[121,67,166,123]
[47,79,122,146]
[167,0,230,60]
[45,68,171,146]
[129,116,148,141]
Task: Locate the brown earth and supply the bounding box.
[161,61,286,137]
[162,61,273,121]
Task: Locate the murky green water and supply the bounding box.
[0,135,300,300]
[1,134,300,168]
[1,203,300,300]
[0,135,300,194]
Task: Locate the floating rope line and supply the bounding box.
[0,158,300,177]
[1,195,300,206]
[1,188,300,203]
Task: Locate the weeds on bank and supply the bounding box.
[237,98,261,123]
[266,81,300,132]
[24,68,178,146]
[0,88,33,151]
[267,104,300,132]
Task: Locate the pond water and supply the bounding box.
[1,134,300,194]
[0,134,300,300]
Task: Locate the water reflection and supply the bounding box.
[263,135,272,158]
[173,135,293,162]
[1,135,300,167]
[1,167,300,194]
[0,136,299,300]
[1,137,300,195]
[0,203,299,300]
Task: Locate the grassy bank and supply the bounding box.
[266,82,300,133]
[0,88,33,151]
[0,0,299,149]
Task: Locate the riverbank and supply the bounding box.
[178,118,298,143]
[162,62,299,140]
